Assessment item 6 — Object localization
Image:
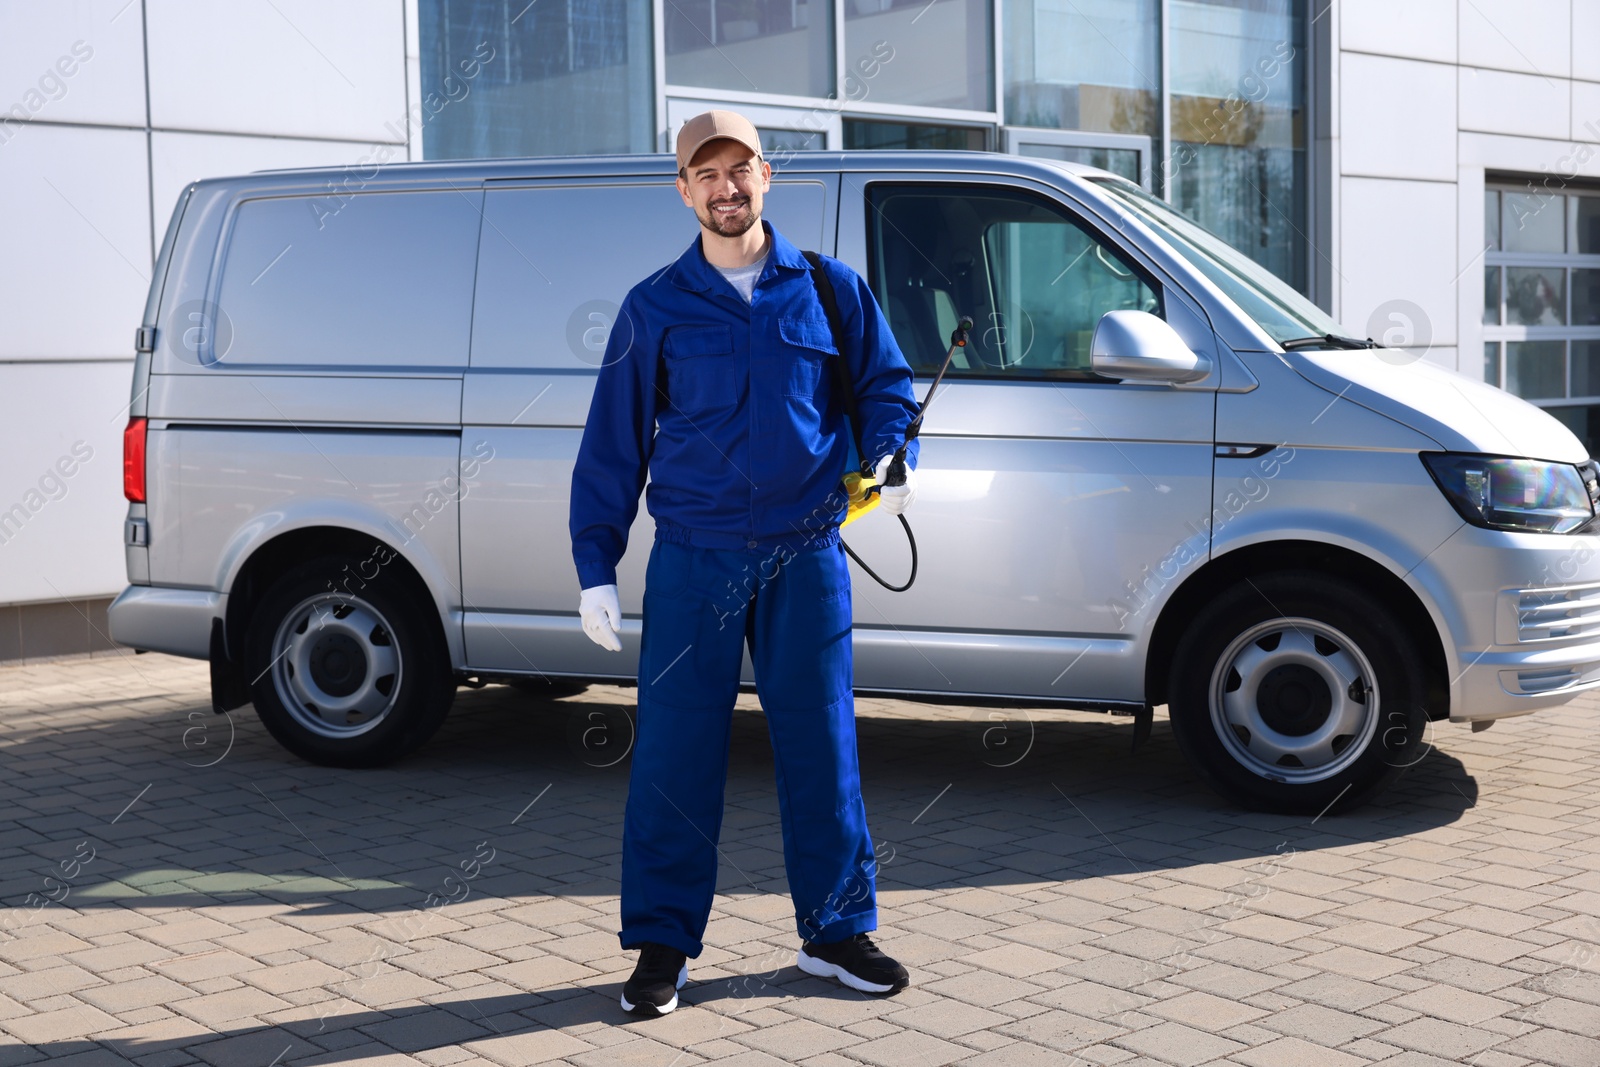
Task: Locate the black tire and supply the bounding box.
[1167,571,1428,814]
[243,555,456,767]
[508,677,590,699]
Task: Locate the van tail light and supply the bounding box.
[123,417,147,503]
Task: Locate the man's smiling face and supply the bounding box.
[677,138,771,239]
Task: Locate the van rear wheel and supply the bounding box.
[243,556,455,767]
[1167,571,1427,814]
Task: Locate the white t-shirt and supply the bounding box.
[715,251,768,303]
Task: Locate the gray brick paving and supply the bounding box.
[1,651,1599,1064]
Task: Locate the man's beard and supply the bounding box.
[698,195,759,237]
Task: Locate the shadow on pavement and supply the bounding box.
[0,681,1479,1064]
[6,971,885,1067]
[0,682,1478,911]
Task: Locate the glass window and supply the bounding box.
[866,184,1161,378]
[1487,188,1600,448]
[1577,196,1600,254]
[1168,0,1306,292]
[1548,405,1600,456]
[1484,265,1500,325]
[419,0,653,158]
[1484,342,1499,387]
[472,181,830,369]
[1017,142,1141,185]
[1571,340,1600,398]
[665,0,832,98]
[843,120,986,150]
[759,127,824,154]
[844,0,992,111]
[1003,0,1160,142]
[1506,340,1565,400]
[215,192,482,368]
[1091,177,1341,345]
[1505,266,1566,326]
[1502,191,1565,253]
[1485,189,1500,251]
[1573,269,1600,326]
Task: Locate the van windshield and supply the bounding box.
[1088,177,1345,347]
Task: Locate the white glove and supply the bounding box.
[873,453,917,516]
[579,584,622,651]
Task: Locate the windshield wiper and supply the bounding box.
[1279,333,1380,351]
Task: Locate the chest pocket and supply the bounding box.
[778,315,839,399]
[664,324,735,416]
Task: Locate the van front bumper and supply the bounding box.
[1452,638,1600,721]
[107,585,221,660]
[1413,524,1600,721]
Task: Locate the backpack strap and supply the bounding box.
[802,250,870,476]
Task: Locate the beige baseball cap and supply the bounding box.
[675,109,762,173]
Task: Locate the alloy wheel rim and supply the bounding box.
[1207,616,1378,784]
[270,593,402,739]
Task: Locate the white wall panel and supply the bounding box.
[1460,130,1600,176]
[1459,66,1571,139]
[0,124,150,360]
[146,0,406,142]
[0,362,132,606]
[1578,1,1600,82]
[1574,81,1600,143]
[1341,0,1456,63]
[150,129,379,239]
[1459,0,1571,77]
[1339,177,1459,351]
[405,0,421,161]
[1340,53,1456,181]
[1456,165,1486,382]
[0,0,147,130]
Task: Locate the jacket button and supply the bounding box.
[747,540,758,548]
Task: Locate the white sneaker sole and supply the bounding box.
[796,947,897,994]
[620,962,688,1016]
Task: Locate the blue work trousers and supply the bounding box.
[619,536,879,957]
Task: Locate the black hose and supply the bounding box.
[842,514,916,592]
[839,317,965,594]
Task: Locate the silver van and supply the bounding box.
[109,151,1600,813]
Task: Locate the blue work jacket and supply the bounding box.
[569,221,920,590]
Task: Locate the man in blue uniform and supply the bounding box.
[569,110,921,1016]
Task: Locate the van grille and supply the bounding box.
[1517,582,1600,642]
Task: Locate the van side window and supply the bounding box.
[215,190,482,368]
[470,180,829,369]
[866,184,1162,379]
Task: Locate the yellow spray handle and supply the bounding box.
[841,470,881,527]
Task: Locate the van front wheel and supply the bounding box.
[243,556,455,767]
[1167,572,1427,814]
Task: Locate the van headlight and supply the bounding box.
[1421,453,1598,534]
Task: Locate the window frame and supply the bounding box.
[1484,185,1600,406]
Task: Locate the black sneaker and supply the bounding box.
[620,942,688,1016]
[797,933,909,995]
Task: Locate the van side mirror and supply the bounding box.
[1091,310,1211,383]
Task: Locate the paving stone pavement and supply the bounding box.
[1,649,1599,1066]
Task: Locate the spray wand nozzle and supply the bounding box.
[871,316,972,491]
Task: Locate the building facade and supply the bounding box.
[0,0,1596,659]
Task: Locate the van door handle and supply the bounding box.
[1214,443,1273,458]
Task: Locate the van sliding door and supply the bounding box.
[459,175,839,677]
